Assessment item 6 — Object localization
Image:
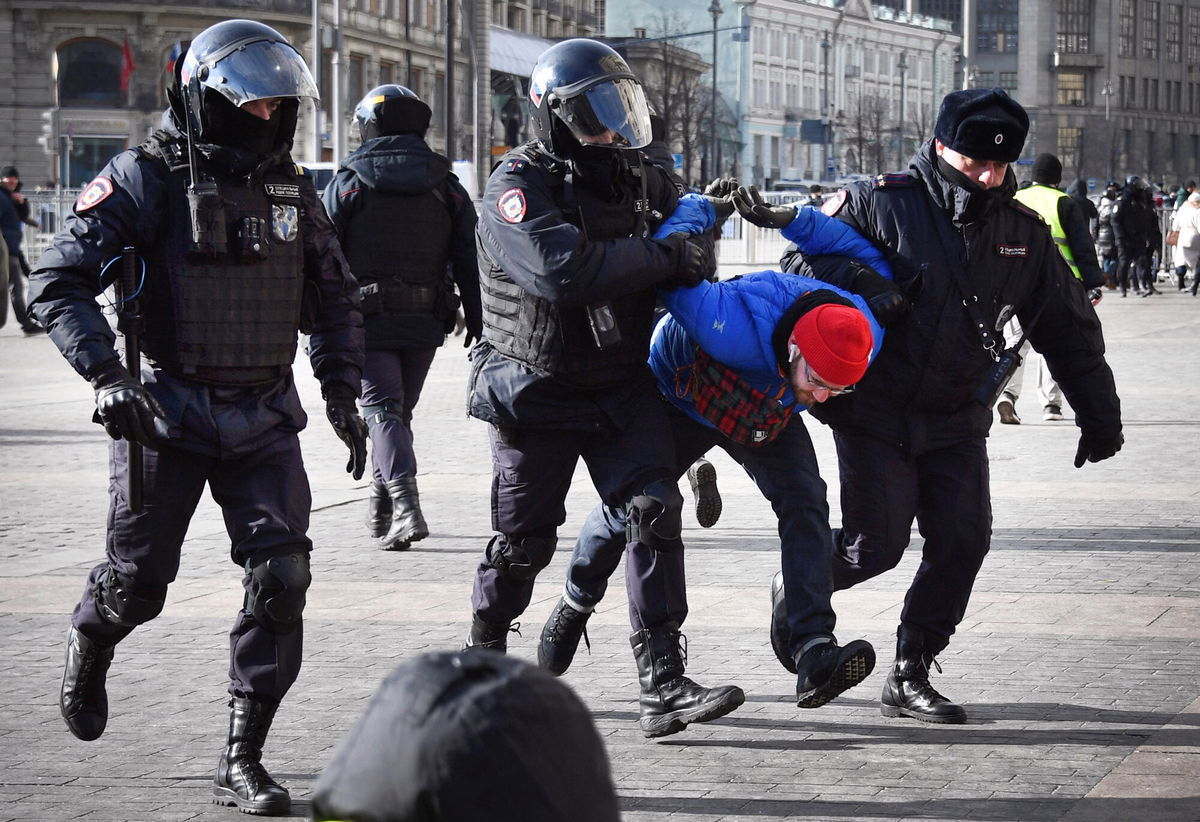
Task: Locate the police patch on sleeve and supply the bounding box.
[498,188,527,223]
[76,177,114,212]
[821,188,847,217]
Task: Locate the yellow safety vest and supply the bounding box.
[1014,184,1082,280]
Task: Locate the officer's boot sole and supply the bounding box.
[797,642,876,709]
[880,701,967,724]
[640,686,746,739]
[212,787,291,816]
[689,460,722,528]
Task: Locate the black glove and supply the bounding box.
[658,232,716,289]
[1074,430,1123,468]
[90,365,165,447]
[848,261,911,328]
[702,177,738,228]
[324,386,369,481]
[731,184,797,230]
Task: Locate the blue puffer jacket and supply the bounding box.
[652,272,884,429]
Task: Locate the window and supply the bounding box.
[379,60,395,86]
[1120,74,1134,108]
[1189,7,1200,64]
[752,26,765,55]
[1143,2,1160,59]
[348,54,366,112]
[57,39,124,107]
[1118,0,1135,58]
[1167,5,1182,61]
[998,72,1018,94]
[787,32,799,61]
[1056,0,1092,53]
[60,136,126,186]
[753,69,766,107]
[1056,72,1087,105]
[976,0,1019,53]
[975,70,996,86]
[1058,126,1082,172]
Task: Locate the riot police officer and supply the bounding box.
[323,85,482,550]
[463,38,744,738]
[28,20,366,816]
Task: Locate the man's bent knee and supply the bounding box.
[626,479,684,551]
[486,534,558,581]
[94,567,167,628]
[243,551,311,634]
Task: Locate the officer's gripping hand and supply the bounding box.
[732,185,797,230]
[847,261,911,328]
[1073,430,1123,468]
[324,386,369,480]
[657,232,717,289]
[90,365,165,447]
[702,177,738,227]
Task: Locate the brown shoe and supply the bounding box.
[997,399,1021,425]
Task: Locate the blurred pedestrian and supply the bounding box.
[0,166,44,334]
[1170,191,1200,294]
[29,21,366,815]
[323,85,482,550]
[1112,176,1160,296]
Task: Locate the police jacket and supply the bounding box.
[468,141,684,429]
[0,186,21,254]
[1111,189,1160,252]
[782,141,1121,453]
[28,111,364,455]
[650,271,882,432]
[322,133,481,350]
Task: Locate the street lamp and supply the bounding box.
[1101,79,1115,181]
[896,52,908,169]
[821,31,831,182]
[709,0,723,179]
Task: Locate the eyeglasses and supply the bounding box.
[788,342,855,396]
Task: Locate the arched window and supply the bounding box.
[57,39,123,107]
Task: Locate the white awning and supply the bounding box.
[490,26,555,78]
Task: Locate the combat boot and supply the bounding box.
[462,613,518,653]
[366,481,392,538]
[795,639,875,708]
[380,477,429,551]
[630,623,745,738]
[686,458,722,528]
[212,696,291,815]
[768,570,797,674]
[59,625,115,741]
[537,595,592,675]
[880,625,967,724]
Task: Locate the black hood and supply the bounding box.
[340,134,451,194]
[911,139,1016,226]
[1065,179,1088,199]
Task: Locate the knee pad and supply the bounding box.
[243,552,311,635]
[626,479,684,551]
[486,534,557,582]
[94,567,167,628]
[360,400,404,428]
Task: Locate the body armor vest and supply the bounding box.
[344,186,452,314]
[480,147,659,390]
[139,136,306,385]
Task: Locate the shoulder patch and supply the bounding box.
[875,172,915,188]
[504,157,528,175]
[497,187,527,223]
[820,188,848,217]
[75,177,114,212]
[1009,199,1044,221]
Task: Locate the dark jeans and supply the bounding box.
[830,430,992,641]
[7,253,38,330]
[360,348,438,483]
[566,403,838,647]
[470,388,679,630]
[73,434,312,701]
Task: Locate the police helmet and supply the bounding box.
[176,20,318,146]
[1126,174,1145,190]
[528,39,652,155]
[353,84,433,141]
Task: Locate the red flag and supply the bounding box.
[120,38,136,93]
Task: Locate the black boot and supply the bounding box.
[537,596,592,675]
[462,614,518,653]
[59,625,115,741]
[686,457,722,528]
[366,481,392,538]
[795,639,875,708]
[768,571,797,674]
[212,696,291,815]
[630,623,745,738]
[380,477,429,550]
[880,625,967,724]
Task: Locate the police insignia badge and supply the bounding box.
[498,188,527,223]
[272,204,299,242]
[76,177,114,212]
[821,188,848,217]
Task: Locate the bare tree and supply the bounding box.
[842,91,892,175]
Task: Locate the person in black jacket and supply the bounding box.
[28,21,366,815]
[754,88,1122,724]
[463,38,744,738]
[1112,175,1161,296]
[323,85,482,550]
[0,166,45,334]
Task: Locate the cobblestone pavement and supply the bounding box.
[1,276,1197,822]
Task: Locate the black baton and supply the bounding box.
[117,246,144,514]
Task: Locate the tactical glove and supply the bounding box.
[702,177,738,228]
[848,261,911,328]
[732,184,797,230]
[658,232,717,289]
[324,385,369,481]
[1073,430,1124,468]
[90,365,165,447]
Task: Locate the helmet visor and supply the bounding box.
[557,77,652,149]
[200,40,319,107]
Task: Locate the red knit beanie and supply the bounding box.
[790,304,873,387]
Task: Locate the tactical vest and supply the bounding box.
[139,136,307,385]
[343,185,452,314]
[480,146,660,390]
[1014,184,1081,280]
